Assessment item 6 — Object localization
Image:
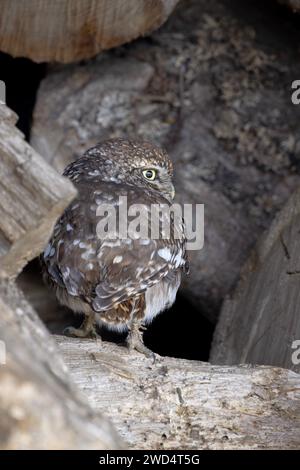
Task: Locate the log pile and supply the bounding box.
[0,104,299,449]
[1,0,300,450]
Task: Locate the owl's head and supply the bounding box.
[66,138,175,202]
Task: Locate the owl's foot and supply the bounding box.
[126,325,155,360]
[63,315,101,340]
[64,325,101,339]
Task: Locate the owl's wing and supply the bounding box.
[42,182,187,312]
[92,237,185,311]
[91,186,187,311]
[41,186,102,300]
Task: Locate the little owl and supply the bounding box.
[41,139,188,356]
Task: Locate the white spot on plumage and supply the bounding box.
[174,249,184,268]
[144,274,181,323]
[44,243,51,258]
[140,238,150,245]
[113,255,123,264]
[157,247,172,262]
[101,240,121,248]
[81,247,95,260]
[63,267,70,277]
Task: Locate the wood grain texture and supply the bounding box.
[56,335,300,449]
[0,280,122,449]
[0,105,77,279]
[210,186,300,373]
[0,0,179,63]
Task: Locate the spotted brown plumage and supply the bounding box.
[41,138,188,356]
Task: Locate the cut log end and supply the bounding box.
[0,0,180,63]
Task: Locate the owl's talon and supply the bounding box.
[64,326,87,338]
[63,315,100,340]
[64,325,101,340]
[126,330,154,359]
[90,330,102,341]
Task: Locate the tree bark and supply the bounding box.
[0,0,179,63]
[56,335,300,450]
[0,104,76,280]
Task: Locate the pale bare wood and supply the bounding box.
[0,0,180,63]
[0,280,122,450]
[56,335,300,450]
[0,105,77,279]
[4,276,299,450]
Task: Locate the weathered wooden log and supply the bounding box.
[0,0,180,63]
[31,0,300,321]
[210,186,300,373]
[0,104,76,279]
[0,280,122,449]
[2,275,299,450]
[56,335,300,450]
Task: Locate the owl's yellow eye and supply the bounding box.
[142,169,157,181]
